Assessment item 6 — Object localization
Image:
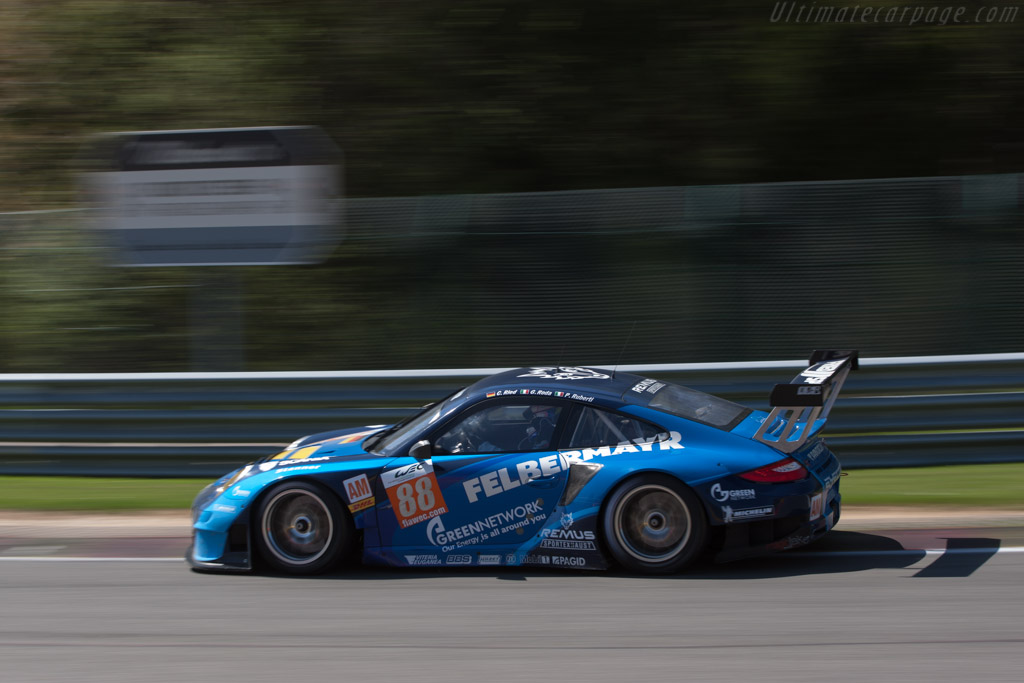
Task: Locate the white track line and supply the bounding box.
[0,547,1023,562]
[783,547,1024,558]
[0,556,183,562]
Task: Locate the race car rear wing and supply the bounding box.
[752,350,859,453]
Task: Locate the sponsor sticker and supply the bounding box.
[477,554,502,566]
[551,556,586,567]
[381,461,449,529]
[630,378,666,395]
[427,502,546,547]
[463,432,683,503]
[805,442,828,462]
[505,552,552,566]
[517,367,610,381]
[722,505,775,523]
[278,455,335,467]
[446,554,473,565]
[343,474,375,513]
[710,483,756,502]
[540,539,597,551]
[809,493,823,520]
[404,554,441,566]
[276,464,321,472]
[800,360,845,385]
[540,528,595,541]
[774,533,813,551]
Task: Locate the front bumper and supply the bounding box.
[186,542,253,573]
[188,490,254,573]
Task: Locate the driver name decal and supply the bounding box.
[381,461,448,528]
[488,388,596,402]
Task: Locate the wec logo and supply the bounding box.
[383,462,426,485]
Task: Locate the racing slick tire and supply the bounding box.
[601,474,707,574]
[254,480,353,575]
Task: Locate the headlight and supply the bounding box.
[191,482,219,521]
[215,464,255,495]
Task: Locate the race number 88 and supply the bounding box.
[383,464,449,528]
[396,477,435,517]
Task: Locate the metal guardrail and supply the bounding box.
[1,353,1022,477]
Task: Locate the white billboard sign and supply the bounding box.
[85,126,342,266]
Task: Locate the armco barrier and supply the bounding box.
[0,353,1022,477]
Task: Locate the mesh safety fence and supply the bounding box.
[1,174,1021,370]
[338,173,1023,367]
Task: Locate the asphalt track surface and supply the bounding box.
[2,523,1023,682]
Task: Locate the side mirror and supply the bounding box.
[409,439,433,460]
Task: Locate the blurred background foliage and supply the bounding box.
[1,0,1022,371]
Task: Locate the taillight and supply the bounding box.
[738,457,808,483]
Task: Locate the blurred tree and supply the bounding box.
[0,0,1021,370]
[5,0,1022,202]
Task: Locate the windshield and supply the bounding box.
[366,388,466,455]
[625,380,751,430]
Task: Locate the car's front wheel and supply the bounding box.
[254,481,352,574]
[601,474,707,574]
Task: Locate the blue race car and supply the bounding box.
[188,350,857,575]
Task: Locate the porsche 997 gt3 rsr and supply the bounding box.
[188,350,858,575]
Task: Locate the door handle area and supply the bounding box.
[526,476,560,488]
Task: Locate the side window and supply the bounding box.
[434,403,563,455]
[567,406,668,449]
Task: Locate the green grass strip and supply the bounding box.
[0,476,210,511]
[840,462,1024,508]
[0,462,1021,512]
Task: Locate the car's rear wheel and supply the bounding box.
[255,481,352,574]
[601,474,707,574]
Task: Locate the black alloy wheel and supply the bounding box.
[254,480,352,574]
[601,473,707,574]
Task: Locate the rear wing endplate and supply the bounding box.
[752,349,859,453]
